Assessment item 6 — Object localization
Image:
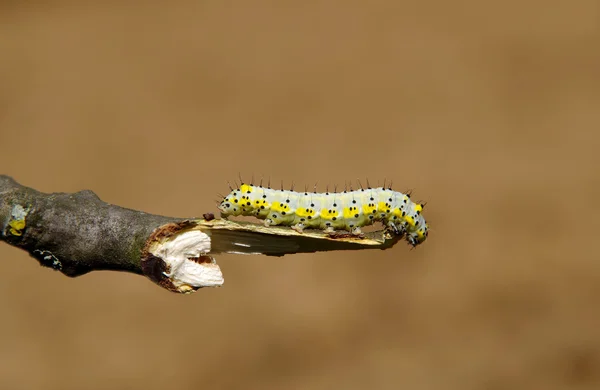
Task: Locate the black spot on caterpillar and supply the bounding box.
[218,182,428,247]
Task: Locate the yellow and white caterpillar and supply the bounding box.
[218,181,429,247]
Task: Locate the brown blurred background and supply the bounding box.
[1,1,599,389]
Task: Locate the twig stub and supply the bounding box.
[140,221,224,294]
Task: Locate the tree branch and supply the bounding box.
[1,175,403,294]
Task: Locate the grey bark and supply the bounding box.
[0,175,179,277]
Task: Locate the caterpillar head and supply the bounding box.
[407,225,428,247]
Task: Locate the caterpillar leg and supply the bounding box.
[407,235,419,247]
[264,218,274,227]
[387,221,406,236]
[351,226,363,236]
[323,226,335,234]
[291,223,305,233]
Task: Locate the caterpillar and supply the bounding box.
[217,181,428,247]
